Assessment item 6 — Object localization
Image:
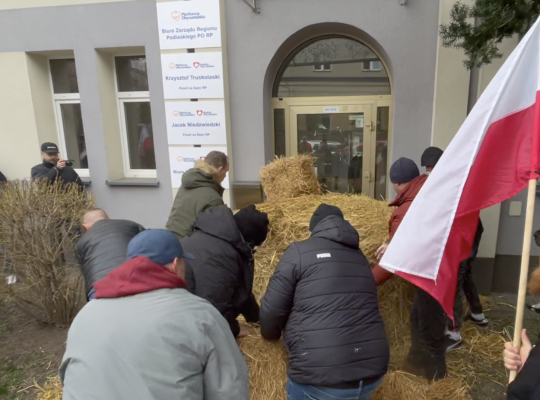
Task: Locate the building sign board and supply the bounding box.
[161,52,224,99]
[156,0,221,50]
[169,145,229,189]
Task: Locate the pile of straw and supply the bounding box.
[241,155,507,400]
[35,377,62,400]
[260,155,322,202]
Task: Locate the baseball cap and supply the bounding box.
[390,157,420,184]
[41,142,60,154]
[126,229,194,266]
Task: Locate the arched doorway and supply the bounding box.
[271,35,392,199]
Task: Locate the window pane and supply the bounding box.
[296,113,364,194]
[375,107,390,200]
[274,37,390,97]
[115,56,149,92]
[50,59,79,94]
[123,102,155,170]
[274,109,286,157]
[59,103,88,169]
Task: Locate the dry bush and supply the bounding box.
[0,180,93,326]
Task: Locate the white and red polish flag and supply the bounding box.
[380,19,540,321]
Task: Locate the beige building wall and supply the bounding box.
[0,53,41,180]
[476,36,519,258]
[430,0,473,150]
[0,0,136,11]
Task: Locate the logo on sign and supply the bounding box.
[169,63,176,70]
[197,110,203,116]
[193,62,200,69]
[172,170,186,174]
[173,110,180,117]
[171,11,181,21]
[176,156,195,163]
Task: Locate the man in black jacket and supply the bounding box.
[260,204,389,400]
[31,142,83,189]
[77,208,144,300]
[181,204,269,338]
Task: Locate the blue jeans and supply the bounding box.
[287,378,383,400]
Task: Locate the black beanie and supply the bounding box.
[390,157,420,184]
[421,147,444,167]
[309,204,344,232]
[234,205,269,247]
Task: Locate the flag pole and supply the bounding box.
[510,178,537,383]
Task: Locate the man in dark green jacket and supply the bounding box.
[166,151,229,239]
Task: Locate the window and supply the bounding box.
[50,59,89,177]
[362,60,383,71]
[114,55,156,178]
[313,63,332,72]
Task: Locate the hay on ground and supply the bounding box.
[36,377,62,400]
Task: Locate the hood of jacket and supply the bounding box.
[94,256,186,299]
[193,205,252,260]
[311,215,359,249]
[181,161,224,195]
[389,174,428,208]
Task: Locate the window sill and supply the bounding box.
[80,178,91,187]
[106,178,159,187]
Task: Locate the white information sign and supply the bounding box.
[165,101,226,145]
[156,0,221,50]
[169,145,229,189]
[161,52,224,99]
[323,106,340,113]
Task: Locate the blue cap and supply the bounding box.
[126,229,194,265]
[390,157,420,184]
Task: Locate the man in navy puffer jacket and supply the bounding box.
[260,204,389,400]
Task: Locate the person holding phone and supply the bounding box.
[31,142,83,189]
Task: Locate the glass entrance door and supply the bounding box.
[290,104,373,196]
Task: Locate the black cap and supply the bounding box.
[234,205,269,247]
[41,142,59,154]
[421,147,444,167]
[309,204,344,232]
[390,157,420,184]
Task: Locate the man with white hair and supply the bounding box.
[77,208,144,300]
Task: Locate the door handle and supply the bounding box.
[364,172,374,182]
[366,121,375,131]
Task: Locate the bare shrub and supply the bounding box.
[0,180,94,326]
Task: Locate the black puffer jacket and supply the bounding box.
[181,205,259,337]
[31,161,83,189]
[260,215,389,387]
[76,219,144,295]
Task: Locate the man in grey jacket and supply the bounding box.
[60,229,249,400]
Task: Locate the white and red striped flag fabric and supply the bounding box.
[380,19,540,321]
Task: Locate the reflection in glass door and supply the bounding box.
[291,105,372,196]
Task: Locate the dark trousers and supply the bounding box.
[452,260,484,332]
[406,288,447,380]
[463,262,483,315]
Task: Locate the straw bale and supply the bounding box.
[372,371,471,400]
[238,328,288,400]
[260,155,321,201]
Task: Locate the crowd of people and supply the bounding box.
[1,141,539,399]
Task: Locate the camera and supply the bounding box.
[62,160,75,167]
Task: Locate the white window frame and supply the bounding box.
[49,59,90,178]
[362,60,383,72]
[114,55,156,179]
[313,63,332,72]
